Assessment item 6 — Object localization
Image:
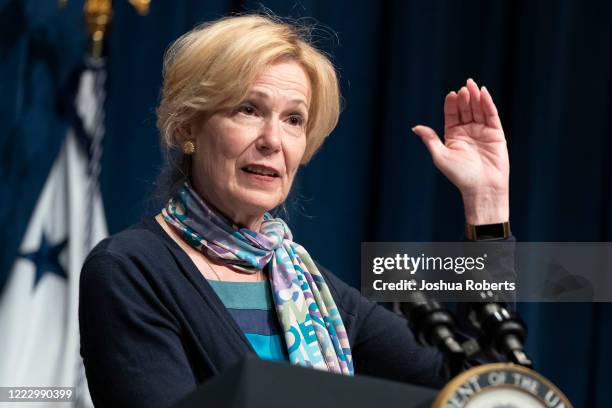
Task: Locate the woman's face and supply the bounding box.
[189,59,311,228]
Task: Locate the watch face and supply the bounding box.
[475,223,506,240]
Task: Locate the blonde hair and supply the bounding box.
[156,14,340,166]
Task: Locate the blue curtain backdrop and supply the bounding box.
[1,0,611,406]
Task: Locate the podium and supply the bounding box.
[173,357,438,408]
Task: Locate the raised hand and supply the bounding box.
[412,79,509,225]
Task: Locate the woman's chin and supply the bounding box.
[233,191,283,215]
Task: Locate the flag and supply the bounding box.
[0,60,108,407]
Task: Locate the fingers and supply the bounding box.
[457,86,472,124]
[412,125,447,162]
[446,79,502,129]
[444,92,460,130]
[481,86,503,129]
[466,79,484,123]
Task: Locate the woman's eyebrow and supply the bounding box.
[248,90,308,109]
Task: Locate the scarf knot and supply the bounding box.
[259,217,292,250]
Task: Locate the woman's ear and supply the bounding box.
[174,123,193,145]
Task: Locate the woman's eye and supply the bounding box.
[288,115,304,126]
[238,104,256,115]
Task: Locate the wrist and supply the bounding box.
[462,191,509,225]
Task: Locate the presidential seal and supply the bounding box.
[432,363,572,408]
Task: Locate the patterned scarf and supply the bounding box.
[162,182,354,375]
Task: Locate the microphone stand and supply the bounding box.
[399,292,533,379]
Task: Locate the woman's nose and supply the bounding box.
[256,117,282,153]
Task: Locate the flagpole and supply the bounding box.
[60,0,150,59]
[83,0,111,59]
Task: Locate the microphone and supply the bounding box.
[400,291,467,377]
[467,302,532,367]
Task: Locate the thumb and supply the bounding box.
[411,125,446,161]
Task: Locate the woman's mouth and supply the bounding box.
[241,164,280,182]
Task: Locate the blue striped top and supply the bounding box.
[207,280,288,361]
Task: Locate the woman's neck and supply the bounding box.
[190,184,265,232]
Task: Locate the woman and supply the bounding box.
[79,14,511,407]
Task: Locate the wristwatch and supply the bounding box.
[465,221,511,241]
